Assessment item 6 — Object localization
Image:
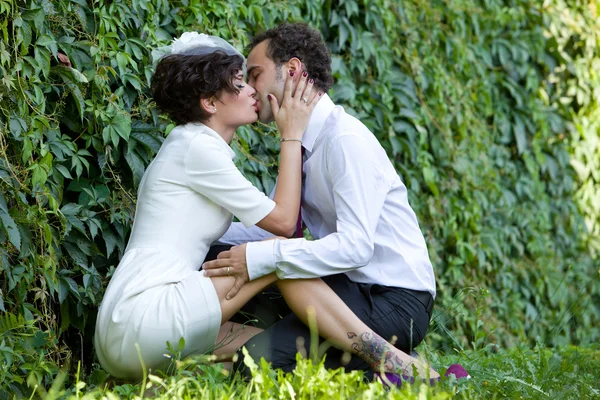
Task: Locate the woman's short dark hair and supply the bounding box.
[151,51,244,125]
[248,23,333,92]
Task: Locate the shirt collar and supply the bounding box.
[302,94,336,152]
[184,122,236,159]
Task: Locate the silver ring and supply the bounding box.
[227,267,231,276]
[302,97,308,103]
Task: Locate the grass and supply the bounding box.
[34,343,599,399]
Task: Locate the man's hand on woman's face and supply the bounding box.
[202,244,249,299]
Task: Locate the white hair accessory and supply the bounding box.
[151,32,245,67]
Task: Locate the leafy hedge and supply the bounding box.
[0,0,598,395]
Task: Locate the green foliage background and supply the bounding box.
[0,0,598,395]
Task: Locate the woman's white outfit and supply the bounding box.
[94,123,275,378]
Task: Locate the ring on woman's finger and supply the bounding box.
[302,97,308,103]
[227,267,231,276]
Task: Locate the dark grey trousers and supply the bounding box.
[203,245,432,379]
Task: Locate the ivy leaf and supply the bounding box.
[69,83,85,121]
[513,115,527,155]
[35,47,51,79]
[9,116,26,138]
[116,52,128,76]
[54,164,73,179]
[393,120,418,145]
[68,67,89,83]
[103,113,131,146]
[17,224,32,259]
[21,8,44,32]
[132,131,162,153]
[65,277,79,296]
[88,218,100,239]
[58,279,69,303]
[19,21,33,53]
[422,166,440,197]
[36,35,55,47]
[51,65,87,120]
[331,82,356,102]
[63,240,88,268]
[61,203,87,236]
[338,21,349,49]
[0,192,21,251]
[124,74,142,91]
[125,148,145,187]
[101,226,118,258]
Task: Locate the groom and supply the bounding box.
[203,22,436,377]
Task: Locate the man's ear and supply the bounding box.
[200,96,218,115]
[286,57,303,75]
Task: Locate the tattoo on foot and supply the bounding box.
[347,332,357,339]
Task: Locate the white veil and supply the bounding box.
[151,32,245,67]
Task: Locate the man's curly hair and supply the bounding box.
[248,23,333,92]
[151,51,244,125]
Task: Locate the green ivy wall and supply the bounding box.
[0,0,598,394]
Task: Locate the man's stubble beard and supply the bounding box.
[258,100,275,123]
[259,67,285,124]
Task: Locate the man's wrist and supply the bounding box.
[246,240,276,281]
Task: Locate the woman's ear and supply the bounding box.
[200,96,218,115]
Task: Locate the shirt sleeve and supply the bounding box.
[184,136,275,227]
[215,222,275,245]
[215,182,277,245]
[246,133,390,281]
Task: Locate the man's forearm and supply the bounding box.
[246,232,373,281]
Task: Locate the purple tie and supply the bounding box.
[295,147,305,238]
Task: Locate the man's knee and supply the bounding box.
[232,332,274,379]
[232,327,300,379]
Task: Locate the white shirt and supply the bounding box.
[219,95,436,297]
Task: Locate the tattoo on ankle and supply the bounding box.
[347,331,408,374]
